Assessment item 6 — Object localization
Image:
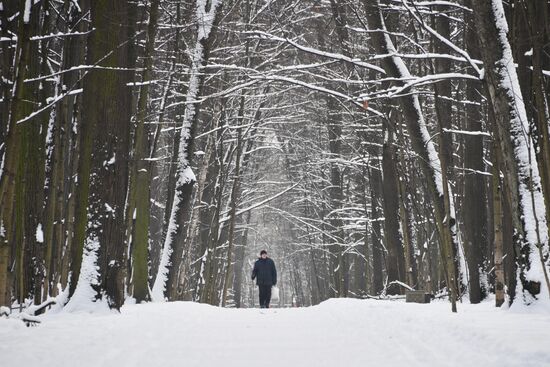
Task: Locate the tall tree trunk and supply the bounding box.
[363,0,459,311]
[199,125,229,304]
[369,161,384,295]
[463,1,489,303]
[126,0,160,303]
[233,211,252,308]
[21,1,50,305]
[432,4,467,298]
[492,140,505,307]
[326,98,346,297]
[471,0,550,304]
[68,0,133,310]
[381,121,406,294]
[396,152,418,287]
[0,0,42,307]
[394,109,419,289]
[152,0,223,301]
[42,0,87,301]
[221,110,244,307]
[0,0,18,154]
[521,1,550,247]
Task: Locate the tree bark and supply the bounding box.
[126,0,160,303]
[221,106,244,306]
[369,162,384,295]
[492,140,505,307]
[362,0,459,311]
[0,0,42,306]
[42,0,87,301]
[153,0,223,301]
[463,1,489,303]
[471,0,550,303]
[69,0,133,309]
[520,1,550,249]
[381,123,406,294]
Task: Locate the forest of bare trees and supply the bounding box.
[0,0,549,314]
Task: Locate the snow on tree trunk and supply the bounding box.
[67,0,133,311]
[362,0,461,311]
[152,0,223,302]
[471,0,549,305]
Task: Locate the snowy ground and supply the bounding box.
[1,298,549,367]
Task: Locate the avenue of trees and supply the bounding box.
[0,0,549,313]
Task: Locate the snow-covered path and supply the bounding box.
[1,298,549,367]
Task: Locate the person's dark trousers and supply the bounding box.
[258,285,272,308]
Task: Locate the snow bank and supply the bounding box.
[1,299,549,367]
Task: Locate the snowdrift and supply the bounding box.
[1,298,549,367]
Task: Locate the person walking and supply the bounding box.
[251,250,277,308]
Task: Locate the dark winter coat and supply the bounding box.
[251,257,277,286]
